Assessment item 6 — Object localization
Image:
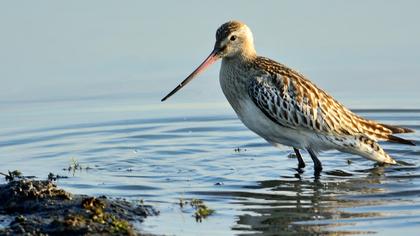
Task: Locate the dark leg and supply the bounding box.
[293,148,305,169]
[307,148,323,174]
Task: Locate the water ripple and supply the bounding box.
[0,110,419,235]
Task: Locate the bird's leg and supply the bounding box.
[293,148,305,169]
[307,148,322,174]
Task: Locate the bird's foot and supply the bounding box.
[298,161,306,169]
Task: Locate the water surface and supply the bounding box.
[0,99,419,235]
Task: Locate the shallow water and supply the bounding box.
[1,99,419,236]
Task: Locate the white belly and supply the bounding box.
[233,98,308,148]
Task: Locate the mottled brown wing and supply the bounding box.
[247,56,414,145]
[248,71,390,140]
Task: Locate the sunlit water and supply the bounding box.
[0,98,419,236]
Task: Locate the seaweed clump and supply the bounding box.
[179,198,215,222]
[0,171,158,235]
[191,199,215,222]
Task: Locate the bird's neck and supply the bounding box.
[240,43,257,62]
[224,50,257,68]
[221,53,257,82]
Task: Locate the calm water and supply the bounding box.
[0,98,419,235]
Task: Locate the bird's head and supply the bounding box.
[214,20,256,59]
[161,20,256,101]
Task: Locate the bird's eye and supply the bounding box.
[230,35,237,41]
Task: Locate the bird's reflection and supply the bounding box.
[233,166,389,235]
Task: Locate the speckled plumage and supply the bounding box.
[248,56,410,142]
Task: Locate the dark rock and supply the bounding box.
[0,179,158,235]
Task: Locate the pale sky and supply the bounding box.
[0,1,419,108]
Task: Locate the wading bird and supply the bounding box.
[161,21,415,175]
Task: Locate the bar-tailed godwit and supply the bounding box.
[162,20,415,174]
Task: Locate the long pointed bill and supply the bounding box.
[161,49,219,102]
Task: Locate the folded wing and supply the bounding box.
[248,57,414,145]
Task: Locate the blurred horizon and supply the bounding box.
[0,1,419,110]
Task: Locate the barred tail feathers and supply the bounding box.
[358,119,415,146]
[387,135,416,146]
[380,123,414,134]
